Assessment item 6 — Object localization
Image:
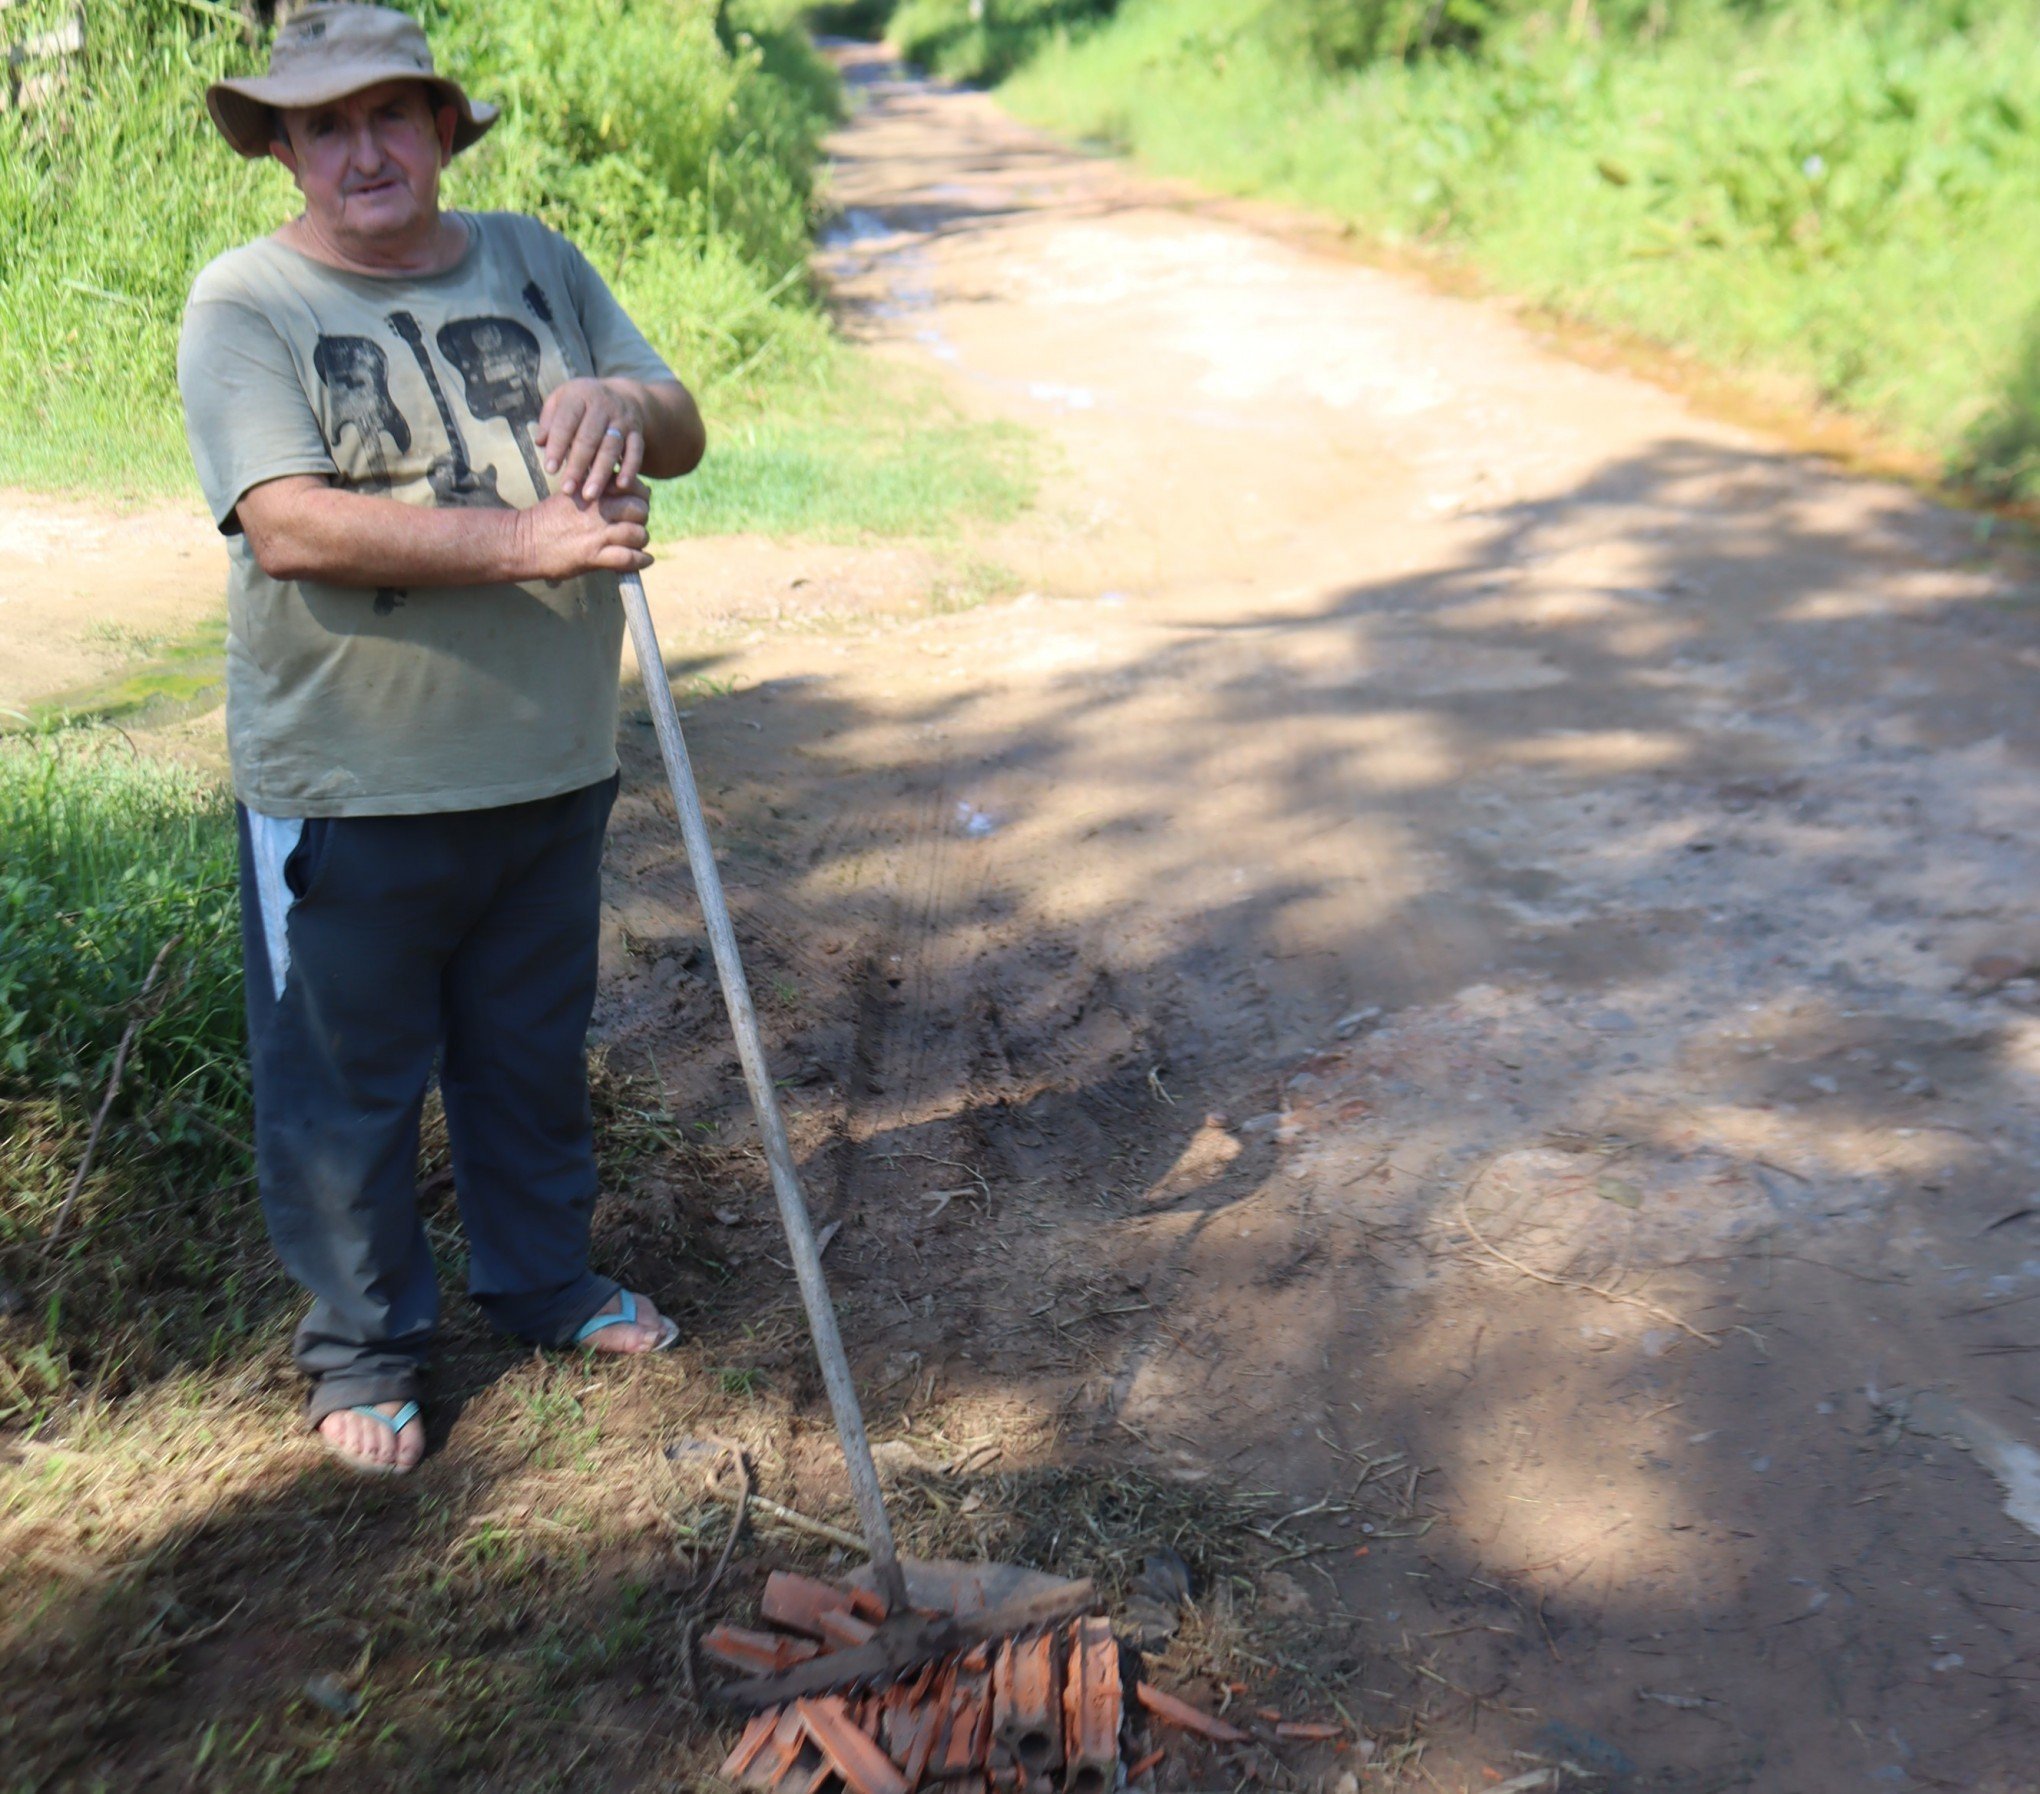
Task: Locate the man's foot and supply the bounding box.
[318,1400,426,1475]
[575,1288,678,1354]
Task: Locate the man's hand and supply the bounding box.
[237,472,653,588]
[536,378,647,502]
[536,376,705,501]
[516,480,652,579]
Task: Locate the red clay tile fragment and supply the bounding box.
[937,1670,991,1781]
[733,1710,809,1791]
[1127,1747,1166,1780]
[1275,1722,1345,1742]
[849,1584,889,1624]
[817,1607,879,1651]
[1254,1708,1283,1724]
[768,1733,824,1794]
[1061,1616,1121,1794]
[901,1696,943,1792]
[1136,1682,1250,1745]
[991,1632,1061,1776]
[918,1661,964,1781]
[763,1571,866,1639]
[705,1624,823,1674]
[763,1708,810,1785]
[797,1698,910,1794]
[894,1663,946,1788]
[723,1710,781,1784]
[942,1697,987,1778]
[880,1685,914,1761]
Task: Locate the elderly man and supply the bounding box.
[179,4,704,1474]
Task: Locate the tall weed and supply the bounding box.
[0,737,251,1424]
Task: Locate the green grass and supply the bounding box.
[0,736,252,1425]
[28,617,230,733]
[0,728,722,1431]
[668,357,1033,538]
[0,0,1033,534]
[894,0,2040,503]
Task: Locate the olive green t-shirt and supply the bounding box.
[177,211,674,817]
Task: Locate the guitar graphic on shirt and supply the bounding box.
[312,334,410,488]
[520,280,581,374]
[437,316,550,497]
[384,310,505,509]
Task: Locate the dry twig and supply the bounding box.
[1456,1181,1719,1347]
[675,1440,752,1705]
[47,935,182,1249]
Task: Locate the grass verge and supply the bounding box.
[668,356,1033,539]
[897,0,2040,506]
[0,736,249,1426]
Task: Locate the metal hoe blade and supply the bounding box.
[714,1581,1102,1710]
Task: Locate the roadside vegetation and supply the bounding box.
[0,0,1022,534]
[883,0,2040,504]
[0,739,254,1422]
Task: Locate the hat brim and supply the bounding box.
[206,68,497,159]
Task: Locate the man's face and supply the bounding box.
[271,81,456,249]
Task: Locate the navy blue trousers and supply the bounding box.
[238,776,620,1425]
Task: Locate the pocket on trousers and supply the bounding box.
[283,817,331,903]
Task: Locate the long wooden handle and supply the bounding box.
[619,571,909,1613]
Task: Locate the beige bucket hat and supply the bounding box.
[206,3,498,160]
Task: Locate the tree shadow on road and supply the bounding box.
[8,433,2040,1787]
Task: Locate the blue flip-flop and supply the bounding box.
[574,1290,679,1352]
[322,1400,423,1476]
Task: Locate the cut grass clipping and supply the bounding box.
[890,0,2040,506]
[1,0,1030,536]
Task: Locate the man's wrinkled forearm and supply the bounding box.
[240,479,536,587]
[620,378,706,478]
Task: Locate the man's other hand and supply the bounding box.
[535,377,647,502]
[516,480,653,579]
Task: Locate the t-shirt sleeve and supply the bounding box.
[177,290,337,534]
[557,235,679,386]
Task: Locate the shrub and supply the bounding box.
[0,0,841,495]
[887,0,1120,85]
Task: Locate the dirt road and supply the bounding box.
[11,47,2040,1793]
[609,52,2040,1791]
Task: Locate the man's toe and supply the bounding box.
[583,1290,669,1354]
[321,1409,371,1464]
[625,1296,671,1352]
[319,1403,421,1471]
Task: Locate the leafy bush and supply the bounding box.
[0,0,841,495]
[887,0,1119,84]
[808,0,901,36]
[1285,0,1500,71]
